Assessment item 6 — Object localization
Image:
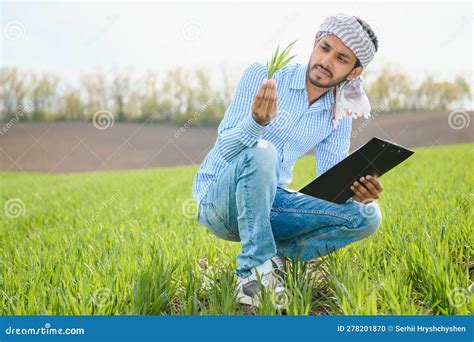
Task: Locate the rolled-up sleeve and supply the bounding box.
[216,63,268,163]
[315,115,352,176]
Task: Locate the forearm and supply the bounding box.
[217,114,267,163]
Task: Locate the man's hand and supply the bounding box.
[350,175,384,203]
[251,79,277,126]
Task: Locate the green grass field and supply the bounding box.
[1,143,473,315]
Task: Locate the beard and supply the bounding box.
[307,62,352,88]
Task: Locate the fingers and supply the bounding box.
[252,79,277,125]
[350,175,384,203]
[369,175,384,192]
[263,80,277,116]
[351,182,371,202]
[252,80,269,113]
[254,80,267,105]
[252,80,267,123]
[351,180,373,203]
[359,176,379,199]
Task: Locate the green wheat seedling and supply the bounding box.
[0,143,472,315]
[266,40,297,79]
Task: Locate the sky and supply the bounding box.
[1,0,473,89]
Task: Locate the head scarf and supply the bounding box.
[315,14,377,128]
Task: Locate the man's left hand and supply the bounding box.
[350,175,384,203]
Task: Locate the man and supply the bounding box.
[192,14,383,308]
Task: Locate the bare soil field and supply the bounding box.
[1,111,472,173]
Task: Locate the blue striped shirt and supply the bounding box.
[192,62,352,205]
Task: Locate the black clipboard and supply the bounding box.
[299,137,415,204]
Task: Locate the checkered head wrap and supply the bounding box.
[315,14,377,128]
[316,14,376,67]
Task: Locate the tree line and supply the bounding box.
[0,65,470,125]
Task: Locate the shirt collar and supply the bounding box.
[290,63,308,90]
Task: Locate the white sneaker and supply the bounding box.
[270,255,286,276]
[236,259,286,309]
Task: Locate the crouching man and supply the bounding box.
[192,14,383,308]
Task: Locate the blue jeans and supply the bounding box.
[197,140,382,278]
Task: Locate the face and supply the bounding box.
[307,34,363,88]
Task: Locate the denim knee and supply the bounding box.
[357,201,382,236]
[244,139,279,171]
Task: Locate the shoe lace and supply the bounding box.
[271,256,284,270]
[261,270,284,289]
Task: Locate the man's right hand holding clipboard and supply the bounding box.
[299,137,415,204]
[350,174,384,203]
